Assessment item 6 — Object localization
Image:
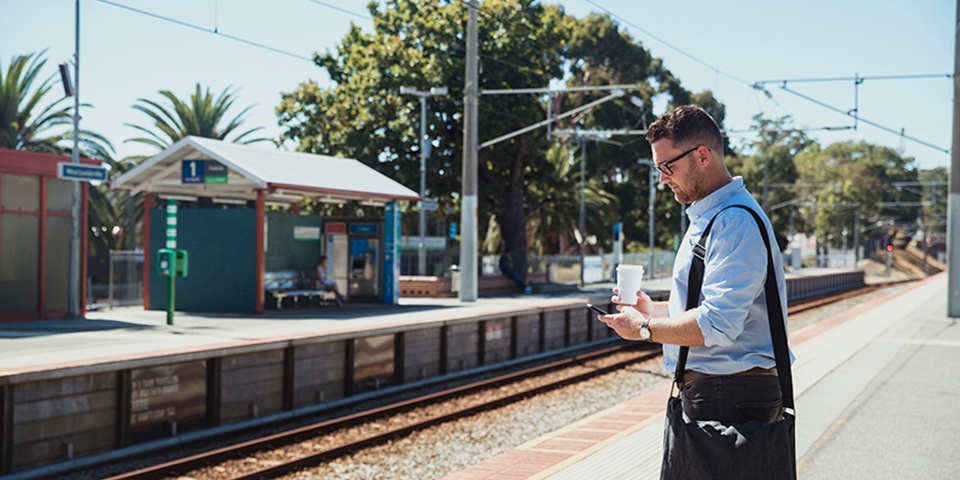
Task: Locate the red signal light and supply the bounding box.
[886,244,894,252]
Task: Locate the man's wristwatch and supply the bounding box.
[639,320,652,341]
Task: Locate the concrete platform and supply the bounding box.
[444,272,956,480]
[0,268,870,476]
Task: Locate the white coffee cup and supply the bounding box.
[616,264,645,305]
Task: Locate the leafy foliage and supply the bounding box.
[126,83,271,158]
[727,114,812,250]
[277,0,701,274]
[794,141,918,249]
[0,50,120,258]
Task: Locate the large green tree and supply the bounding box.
[919,166,948,243]
[794,141,918,253]
[277,0,704,275]
[726,114,812,250]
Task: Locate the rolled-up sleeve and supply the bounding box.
[694,210,768,347]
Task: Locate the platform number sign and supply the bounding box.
[181,159,228,184]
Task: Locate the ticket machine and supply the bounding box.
[324,220,382,302]
[347,223,380,301]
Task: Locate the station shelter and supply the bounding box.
[110,136,419,314]
[0,149,100,322]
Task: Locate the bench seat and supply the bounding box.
[265,270,337,309]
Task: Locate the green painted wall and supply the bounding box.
[265,212,324,271]
[149,207,256,313]
[148,208,325,313]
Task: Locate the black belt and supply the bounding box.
[683,366,777,386]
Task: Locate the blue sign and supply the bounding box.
[182,159,203,184]
[383,202,400,305]
[57,162,107,182]
[182,159,228,184]
[350,223,378,234]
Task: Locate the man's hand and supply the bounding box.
[612,288,655,317]
[596,306,649,342]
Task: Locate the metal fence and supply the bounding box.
[89,250,144,309]
[482,251,677,284]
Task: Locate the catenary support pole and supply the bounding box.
[949,0,960,317]
[459,0,479,302]
[419,95,427,276]
[579,138,586,288]
[67,0,81,317]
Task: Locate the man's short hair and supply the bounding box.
[645,105,723,151]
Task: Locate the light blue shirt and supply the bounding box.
[662,177,794,375]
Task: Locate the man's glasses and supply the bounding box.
[655,145,701,176]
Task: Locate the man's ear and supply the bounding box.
[696,145,713,166]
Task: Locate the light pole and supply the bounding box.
[637,159,656,279]
[579,137,586,288]
[400,86,448,276]
[66,0,81,317]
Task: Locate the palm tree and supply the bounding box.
[119,83,271,261]
[0,50,113,156]
[1,51,119,258]
[125,83,271,159]
[526,144,619,255]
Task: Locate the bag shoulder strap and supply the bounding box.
[675,205,795,410]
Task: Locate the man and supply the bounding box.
[316,255,344,307]
[598,105,793,425]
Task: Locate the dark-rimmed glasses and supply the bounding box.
[655,145,701,176]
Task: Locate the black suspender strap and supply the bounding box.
[673,205,795,411]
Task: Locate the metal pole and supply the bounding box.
[842,228,848,266]
[418,96,427,276]
[108,250,114,308]
[854,209,860,261]
[648,163,655,279]
[166,199,177,325]
[579,138,586,288]
[950,0,960,317]
[67,0,81,317]
[681,204,686,238]
[762,158,769,212]
[459,0,479,302]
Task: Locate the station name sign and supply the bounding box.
[57,162,107,182]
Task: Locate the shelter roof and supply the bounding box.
[110,136,419,205]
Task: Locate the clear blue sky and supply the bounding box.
[1,0,954,169]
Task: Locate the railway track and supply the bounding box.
[93,283,892,480]
[106,344,659,480]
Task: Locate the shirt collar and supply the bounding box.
[686,176,745,221]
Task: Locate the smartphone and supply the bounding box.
[586,303,610,316]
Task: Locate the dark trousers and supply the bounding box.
[681,375,784,424]
[502,268,525,290]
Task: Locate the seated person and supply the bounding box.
[316,255,344,307]
[499,248,533,294]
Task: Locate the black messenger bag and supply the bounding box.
[661,205,797,480]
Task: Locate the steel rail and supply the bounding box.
[106,282,897,480]
[105,343,656,480]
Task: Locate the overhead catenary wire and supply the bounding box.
[95,0,314,62]
[777,84,949,154]
[582,0,951,157]
[580,0,754,88]
[753,73,952,86]
[304,0,374,22]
